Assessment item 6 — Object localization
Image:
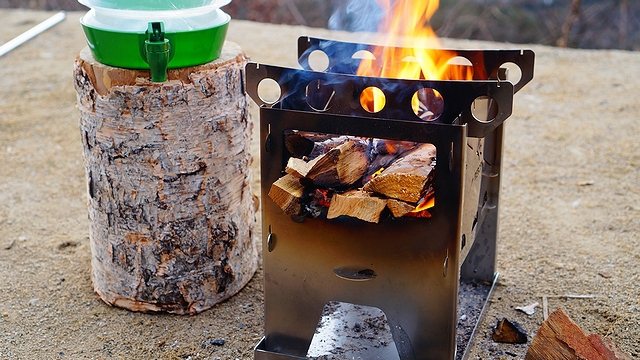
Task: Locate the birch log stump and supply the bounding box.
[73,42,258,315]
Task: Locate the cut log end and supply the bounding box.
[327,190,387,223]
[525,308,633,360]
[268,174,305,216]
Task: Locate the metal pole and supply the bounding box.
[0,11,67,58]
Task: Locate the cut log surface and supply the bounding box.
[387,199,417,218]
[327,190,387,223]
[285,157,312,179]
[363,143,436,203]
[525,308,633,360]
[74,43,258,315]
[268,174,305,216]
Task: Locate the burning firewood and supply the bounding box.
[284,131,368,159]
[285,157,312,178]
[363,139,419,183]
[284,131,316,158]
[327,189,388,223]
[387,199,418,218]
[286,140,369,188]
[270,132,438,223]
[363,143,436,203]
[268,174,305,215]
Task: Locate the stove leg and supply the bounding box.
[263,294,327,357]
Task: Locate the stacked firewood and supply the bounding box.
[268,131,437,223]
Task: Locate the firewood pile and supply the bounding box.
[268,131,437,223]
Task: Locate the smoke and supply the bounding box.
[328,0,384,32]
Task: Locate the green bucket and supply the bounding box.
[79,0,231,80]
[80,18,229,70]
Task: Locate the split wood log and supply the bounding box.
[286,140,369,188]
[387,199,417,218]
[327,190,387,223]
[74,43,258,315]
[268,174,305,216]
[363,143,436,203]
[285,157,312,179]
[525,308,632,360]
[284,131,368,159]
[364,139,418,182]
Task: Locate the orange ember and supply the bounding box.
[313,189,332,208]
[358,0,474,114]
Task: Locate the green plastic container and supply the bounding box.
[82,0,227,10]
[79,0,231,74]
[80,18,229,69]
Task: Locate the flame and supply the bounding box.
[412,194,435,213]
[406,192,435,219]
[357,0,474,113]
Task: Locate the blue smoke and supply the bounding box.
[328,0,384,32]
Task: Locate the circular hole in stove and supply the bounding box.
[306,79,336,112]
[499,62,522,86]
[351,50,376,74]
[307,50,330,72]
[471,95,498,123]
[360,86,386,113]
[411,88,444,121]
[257,78,281,105]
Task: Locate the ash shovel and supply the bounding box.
[0,11,67,58]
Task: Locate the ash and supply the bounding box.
[307,281,492,360]
[456,281,492,360]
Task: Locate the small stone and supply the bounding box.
[4,239,15,250]
[18,236,27,242]
[460,314,468,321]
[210,339,225,346]
[516,302,539,315]
[598,271,612,279]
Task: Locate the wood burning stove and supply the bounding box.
[245,37,534,360]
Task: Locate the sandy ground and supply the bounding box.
[0,8,639,360]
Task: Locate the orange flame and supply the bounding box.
[412,194,435,213]
[357,0,474,113]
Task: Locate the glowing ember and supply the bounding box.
[357,0,474,115]
[312,189,332,208]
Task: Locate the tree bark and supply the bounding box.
[73,43,258,315]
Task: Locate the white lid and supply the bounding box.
[81,7,230,32]
[78,0,230,11]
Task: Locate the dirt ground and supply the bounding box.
[0,9,639,360]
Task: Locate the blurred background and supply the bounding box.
[1,0,637,50]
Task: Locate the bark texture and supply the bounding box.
[73,43,257,315]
